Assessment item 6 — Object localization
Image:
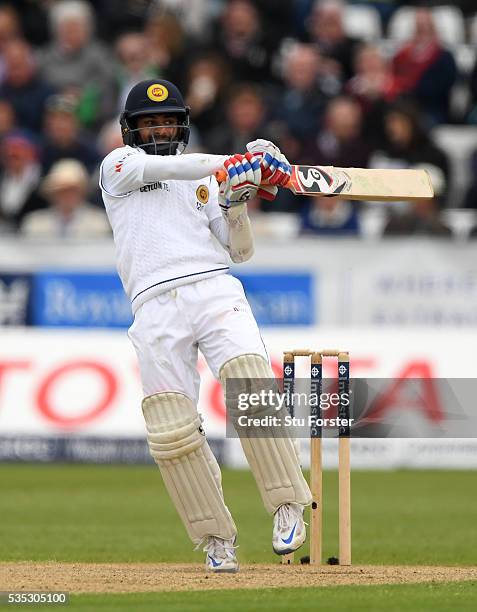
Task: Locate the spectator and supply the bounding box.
[21,159,110,239]
[205,83,298,213]
[253,0,293,48]
[184,53,230,136]
[273,43,330,146]
[0,131,45,231]
[0,98,16,140]
[38,0,115,128]
[306,0,359,83]
[11,0,50,46]
[97,119,124,156]
[211,0,274,84]
[41,94,101,175]
[146,0,216,41]
[93,0,150,42]
[300,196,360,236]
[114,32,157,113]
[205,83,268,154]
[383,196,452,237]
[0,39,55,134]
[300,96,370,168]
[90,118,124,206]
[369,102,452,237]
[389,7,457,125]
[346,44,395,147]
[0,5,22,81]
[143,11,189,90]
[293,0,315,40]
[369,100,449,207]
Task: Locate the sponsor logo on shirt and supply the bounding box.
[140,181,170,193]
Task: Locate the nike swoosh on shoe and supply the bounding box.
[281,522,297,545]
[208,555,223,567]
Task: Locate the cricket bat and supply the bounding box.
[215,165,434,201]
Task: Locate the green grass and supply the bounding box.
[70,583,477,612]
[0,465,475,565]
[3,583,476,611]
[1,466,476,610]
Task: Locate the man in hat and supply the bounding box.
[22,158,109,238]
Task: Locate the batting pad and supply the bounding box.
[220,354,312,513]
[142,392,236,543]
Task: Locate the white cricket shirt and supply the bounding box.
[100,146,230,313]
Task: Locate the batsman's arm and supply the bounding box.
[208,177,254,264]
[222,203,255,263]
[101,147,228,197]
[210,205,254,263]
[142,153,228,181]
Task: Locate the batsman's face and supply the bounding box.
[137,113,179,144]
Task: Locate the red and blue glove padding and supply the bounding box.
[218,152,262,210]
[246,139,291,201]
[260,151,292,187]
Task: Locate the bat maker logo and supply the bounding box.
[297,166,350,195]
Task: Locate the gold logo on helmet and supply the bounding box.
[147,84,169,102]
[196,185,209,204]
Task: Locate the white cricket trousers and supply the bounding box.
[128,273,268,401]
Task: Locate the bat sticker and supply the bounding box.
[294,166,351,195]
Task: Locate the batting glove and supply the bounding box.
[246,139,291,200]
[218,152,262,211]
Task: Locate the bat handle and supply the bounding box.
[214,168,292,189]
[215,169,227,183]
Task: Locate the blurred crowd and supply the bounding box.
[1,0,477,240]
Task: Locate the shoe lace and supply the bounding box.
[275,503,292,531]
[275,503,305,532]
[201,536,237,560]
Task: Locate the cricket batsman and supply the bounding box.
[100,79,312,572]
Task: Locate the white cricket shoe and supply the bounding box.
[204,536,239,573]
[273,503,306,555]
